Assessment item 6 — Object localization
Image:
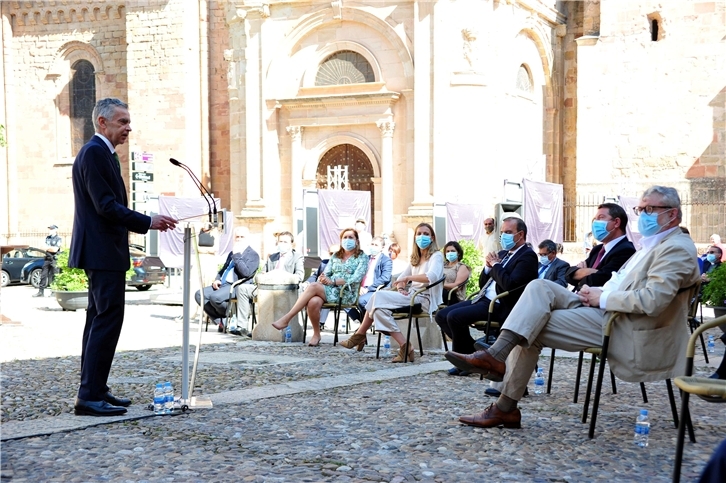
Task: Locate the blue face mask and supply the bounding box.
[341,239,356,251]
[707,253,718,264]
[415,235,432,249]
[591,220,611,242]
[538,255,550,266]
[638,212,662,237]
[369,246,381,256]
[445,252,458,262]
[500,233,516,250]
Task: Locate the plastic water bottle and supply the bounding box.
[633,409,650,447]
[284,326,292,343]
[708,335,715,353]
[163,381,174,414]
[153,383,165,415]
[534,368,545,395]
[383,336,391,357]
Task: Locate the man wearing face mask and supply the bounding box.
[195,226,260,331]
[702,246,722,282]
[233,231,304,335]
[536,239,570,287]
[447,186,700,429]
[355,218,373,255]
[436,217,538,360]
[565,203,636,291]
[347,236,392,322]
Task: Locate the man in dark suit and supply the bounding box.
[197,226,260,330]
[435,217,538,355]
[565,203,636,291]
[348,236,392,321]
[70,98,177,417]
[536,239,570,287]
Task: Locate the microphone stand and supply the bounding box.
[169,158,221,408]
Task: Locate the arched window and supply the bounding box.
[70,60,96,155]
[516,64,533,93]
[315,50,375,86]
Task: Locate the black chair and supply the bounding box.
[376,276,446,362]
[204,272,257,332]
[302,282,361,346]
[438,279,470,351]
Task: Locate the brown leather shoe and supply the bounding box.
[459,403,521,429]
[444,350,506,382]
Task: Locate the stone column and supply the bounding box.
[287,125,304,227]
[376,120,395,235]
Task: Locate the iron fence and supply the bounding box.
[564,193,726,244]
[1,232,147,251]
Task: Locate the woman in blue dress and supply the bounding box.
[272,228,368,346]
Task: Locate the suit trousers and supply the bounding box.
[500,279,607,400]
[435,298,507,354]
[195,283,232,319]
[236,283,256,331]
[79,269,126,401]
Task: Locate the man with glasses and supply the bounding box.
[536,239,570,287]
[446,186,700,429]
[195,226,260,331]
[565,203,636,291]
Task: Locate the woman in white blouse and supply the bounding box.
[340,222,444,362]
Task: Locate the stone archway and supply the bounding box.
[316,143,375,231]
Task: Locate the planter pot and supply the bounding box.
[712,307,726,319]
[53,291,89,311]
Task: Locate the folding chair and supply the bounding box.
[302,282,361,346]
[376,276,446,362]
[672,315,726,483]
[438,279,469,352]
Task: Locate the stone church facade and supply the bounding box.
[0,0,724,255]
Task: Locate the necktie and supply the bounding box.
[220,261,235,284]
[538,264,548,277]
[472,252,513,303]
[592,247,606,269]
[113,152,121,172]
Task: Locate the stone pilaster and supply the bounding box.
[376,120,395,235]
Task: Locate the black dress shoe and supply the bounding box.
[74,398,127,416]
[103,391,132,407]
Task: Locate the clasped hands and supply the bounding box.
[578,284,602,307]
[318,274,337,286]
[485,251,501,268]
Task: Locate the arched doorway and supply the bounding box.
[317,143,375,231]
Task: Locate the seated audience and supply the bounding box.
[304,244,339,328]
[442,241,471,305]
[232,231,305,336]
[272,228,368,346]
[536,239,570,287]
[195,226,260,331]
[565,203,636,291]
[388,242,407,279]
[435,217,538,374]
[347,236,392,321]
[711,234,726,262]
[446,186,700,429]
[702,246,723,282]
[339,222,444,362]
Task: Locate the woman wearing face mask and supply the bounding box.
[442,241,471,305]
[272,228,368,346]
[340,223,444,362]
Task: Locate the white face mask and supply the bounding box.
[277,241,291,254]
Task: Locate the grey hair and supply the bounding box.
[642,185,682,221]
[92,98,128,132]
[538,239,557,254]
[371,235,384,244]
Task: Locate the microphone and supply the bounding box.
[169,158,217,224]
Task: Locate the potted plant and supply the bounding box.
[702,263,726,319]
[50,251,89,311]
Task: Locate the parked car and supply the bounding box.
[127,244,167,291]
[21,257,46,288]
[2,247,46,287]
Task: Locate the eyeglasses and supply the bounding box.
[632,205,672,215]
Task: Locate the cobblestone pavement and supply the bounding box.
[1,283,725,482]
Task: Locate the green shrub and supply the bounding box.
[50,250,136,291]
[458,239,483,297]
[702,263,726,307]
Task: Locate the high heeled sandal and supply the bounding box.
[339,333,366,351]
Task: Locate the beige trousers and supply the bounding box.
[500,279,608,400]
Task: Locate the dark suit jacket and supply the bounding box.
[307,259,329,283]
[541,257,570,287]
[478,245,539,319]
[69,135,150,271]
[363,253,392,292]
[216,246,260,284]
[565,237,636,289]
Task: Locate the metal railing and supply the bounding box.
[1,231,147,252]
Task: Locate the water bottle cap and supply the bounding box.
[156,383,163,387]
[640,409,648,415]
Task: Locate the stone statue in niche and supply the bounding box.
[461,28,481,71]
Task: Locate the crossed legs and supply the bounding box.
[272,282,327,346]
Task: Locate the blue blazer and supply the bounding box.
[363,253,393,292]
[69,135,151,271]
